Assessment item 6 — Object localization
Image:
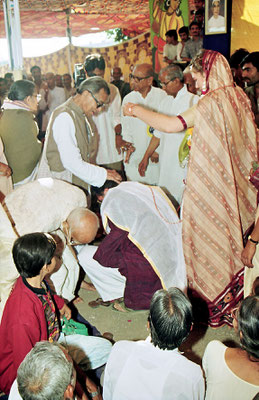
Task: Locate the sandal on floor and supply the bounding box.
[88,297,112,308]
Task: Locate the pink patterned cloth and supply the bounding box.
[182,50,257,327]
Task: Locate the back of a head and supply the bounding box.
[238,294,259,360]
[149,288,193,350]
[17,341,73,400]
[165,29,177,40]
[8,79,35,101]
[240,52,259,71]
[30,65,41,74]
[67,207,99,244]
[12,232,56,278]
[77,76,110,96]
[84,54,106,75]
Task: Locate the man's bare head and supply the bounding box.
[64,208,99,245]
[130,64,154,95]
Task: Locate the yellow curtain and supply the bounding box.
[231,0,259,54]
[0,32,152,81]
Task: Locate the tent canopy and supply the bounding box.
[0,0,150,38]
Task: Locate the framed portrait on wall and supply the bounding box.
[205,0,227,35]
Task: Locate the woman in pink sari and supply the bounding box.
[124,50,257,327]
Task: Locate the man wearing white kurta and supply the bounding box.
[103,288,204,400]
[139,65,199,205]
[121,64,167,184]
[39,72,66,132]
[92,84,123,169]
[84,54,126,172]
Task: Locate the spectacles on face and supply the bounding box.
[129,73,152,82]
[86,89,104,109]
[160,78,175,87]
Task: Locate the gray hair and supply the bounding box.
[77,76,110,96]
[159,65,184,83]
[17,342,73,400]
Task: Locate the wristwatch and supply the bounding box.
[248,235,259,245]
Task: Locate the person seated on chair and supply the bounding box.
[0,232,112,395]
[103,287,205,400]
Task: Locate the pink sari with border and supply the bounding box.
[182,51,257,327]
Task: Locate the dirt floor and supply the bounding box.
[76,280,239,366]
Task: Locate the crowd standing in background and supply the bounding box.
[0,35,258,399]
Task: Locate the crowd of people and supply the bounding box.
[0,25,258,400]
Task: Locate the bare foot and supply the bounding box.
[81,281,96,292]
[113,301,127,312]
[73,296,84,304]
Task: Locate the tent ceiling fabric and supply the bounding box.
[0,0,150,38]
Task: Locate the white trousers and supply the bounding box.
[77,245,126,302]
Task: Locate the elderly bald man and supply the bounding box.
[1,179,99,313]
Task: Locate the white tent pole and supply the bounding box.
[66,8,73,78]
[3,0,23,80]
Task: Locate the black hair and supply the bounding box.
[165,29,178,40]
[179,26,189,36]
[148,288,193,350]
[8,80,35,101]
[195,8,204,16]
[30,65,41,74]
[189,21,200,29]
[229,49,249,70]
[91,179,119,197]
[12,233,56,278]
[4,72,13,79]
[240,52,259,72]
[238,295,259,360]
[84,54,106,75]
[77,76,110,96]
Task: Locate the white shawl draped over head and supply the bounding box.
[101,181,187,291]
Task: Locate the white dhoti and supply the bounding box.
[77,245,126,301]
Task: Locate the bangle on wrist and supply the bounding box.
[248,235,259,245]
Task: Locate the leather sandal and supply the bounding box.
[88,297,111,308]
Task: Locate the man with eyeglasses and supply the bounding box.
[37,77,122,195]
[121,63,167,184]
[84,54,132,175]
[138,65,199,206]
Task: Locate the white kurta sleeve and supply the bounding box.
[110,87,121,128]
[121,98,134,143]
[53,112,107,187]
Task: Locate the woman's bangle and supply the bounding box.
[248,235,259,245]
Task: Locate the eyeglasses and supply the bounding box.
[160,79,175,87]
[86,89,104,108]
[129,73,152,82]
